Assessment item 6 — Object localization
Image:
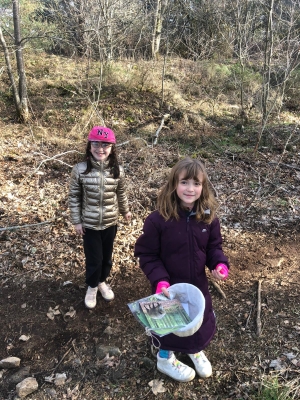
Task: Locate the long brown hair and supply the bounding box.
[83,142,120,178]
[157,157,218,223]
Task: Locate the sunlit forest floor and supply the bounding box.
[0,54,299,399]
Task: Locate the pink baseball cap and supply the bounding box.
[88,126,116,143]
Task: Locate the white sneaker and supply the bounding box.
[188,351,212,378]
[98,282,114,301]
[157,352,195,382]
[84,286,98,309]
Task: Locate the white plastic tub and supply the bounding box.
[167,283,205,337]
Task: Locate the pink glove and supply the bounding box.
[215,263,228,280]
[155,281,170,294]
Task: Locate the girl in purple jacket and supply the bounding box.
[134,157,229,382]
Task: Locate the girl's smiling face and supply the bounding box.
[176,171,203,209]
[90,141,112,162]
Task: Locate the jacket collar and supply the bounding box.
[178,206,196,217]
[91,157,109,170]
[178,207,210,218]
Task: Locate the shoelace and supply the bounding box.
[172,359,181,368]
[171,358,186,373]
[193,352,204,360]
[193,352,209,368]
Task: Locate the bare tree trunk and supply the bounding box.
[12,0,29,122]
[261,0,274,126]
[0,0,29,122]
[256,0,274,151]
[277,1,300,115]
[152,0,162,59]
[236,0,246,113]
[152,0,168,59]
[0,25,21,109]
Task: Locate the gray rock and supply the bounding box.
[54,373,67,386]
[8,366,31,384]
[140,357,155,369]
[44,388,57,399]
[0,357,21,369]
[16,377,38,398]
[269,359,286,371]
[96,345,121,359]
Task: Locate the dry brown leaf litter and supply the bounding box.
[0,130,299,399]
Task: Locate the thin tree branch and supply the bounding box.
[210,280,227,299]
[268,161,300,172]
[256,279,263,337]
[0,220,53,232]
[153,114,170,145]
[32,150,83,173]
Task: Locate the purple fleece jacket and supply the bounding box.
[134,209,229,354]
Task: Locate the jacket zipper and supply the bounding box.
[186,211,194,283]
[99,162,104,226]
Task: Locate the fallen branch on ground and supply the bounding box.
[0,220,53,232]
[268,161,300,171]
[34,152,74,168]
[153,114,170,145]
[210,280,226,299]
[256,279,263,336]
[51,346,73,373]
[33,150,83,171]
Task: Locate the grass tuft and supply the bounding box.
[253,376,300,400]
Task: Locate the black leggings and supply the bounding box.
[83,226,117,288]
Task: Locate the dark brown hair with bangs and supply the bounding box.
[157,157,218,223]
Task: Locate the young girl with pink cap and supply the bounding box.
[69,126,131,309]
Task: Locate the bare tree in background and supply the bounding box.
[261,0,275,131]
[232,0,260,122]
[0,0,29,122]
[256,0,300,150]
[36,0,147,59]
[152,0,169,59]
[276,0,300,114]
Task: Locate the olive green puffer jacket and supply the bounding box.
[68,159,129,230]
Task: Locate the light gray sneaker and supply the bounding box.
[84,286,98,309]
[188,351,212,378]
[157,352,195,382]
[98,282,114,301]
